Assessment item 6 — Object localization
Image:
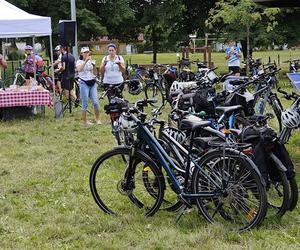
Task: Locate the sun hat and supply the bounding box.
[81,47,90,53]
[25,45,33,50]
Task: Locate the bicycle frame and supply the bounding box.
[128,120,221,199]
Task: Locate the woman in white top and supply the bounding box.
[76,47,101,127]
[99,43,125,86]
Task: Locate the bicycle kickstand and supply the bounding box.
[175,205,193,223]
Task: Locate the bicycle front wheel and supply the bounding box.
[192,149,267,232]
[89,147,165,216]
[144,82,165,107]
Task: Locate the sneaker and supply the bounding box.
[96,120,102,125]
[83,121,94,127]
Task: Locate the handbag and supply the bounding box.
[81,78,96,86]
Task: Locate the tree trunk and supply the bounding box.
[152,26,157,64]
[241,40,253,60]
[246,25,250,76]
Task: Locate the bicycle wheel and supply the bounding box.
[192,149,267,232]
[288,177,298,211]
[144,82,165,107]
[267,168,290,217]
[89,147,165,216]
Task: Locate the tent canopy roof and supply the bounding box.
[0,0,52,38]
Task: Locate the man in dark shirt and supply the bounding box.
[58,46,77,101]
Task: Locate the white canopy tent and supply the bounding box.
[0,0,51,38]
[0,0,57,115]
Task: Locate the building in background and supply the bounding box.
[78,34,145,55]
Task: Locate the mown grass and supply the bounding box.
[0,52,300,249]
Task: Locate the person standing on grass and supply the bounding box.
[57,46,78,102]
[52,45,63,93]
[225,39,242,76]
[99,43,125,95]
[76,47,101,127]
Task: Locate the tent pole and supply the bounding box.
[49,35,56,118]
[33,36,36,80]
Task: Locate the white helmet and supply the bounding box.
[169,81,197,96]
[281,108,300,128]
[119,113,137,132]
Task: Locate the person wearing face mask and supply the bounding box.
[76,47,101,127]
[99,43,125,94]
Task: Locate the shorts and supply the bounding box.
[61,78,74,90]
[25,72,34,80]
[228,66,240,74]
[55,72,62,81]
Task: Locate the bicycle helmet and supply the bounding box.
[169,81,197,96]
[119,113,137,132]
[281,108,300,128]
[25,45,33,50]
[128,79,142,95]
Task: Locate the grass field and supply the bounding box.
[1,52,300,249]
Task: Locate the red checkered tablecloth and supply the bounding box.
[0,90,53,108]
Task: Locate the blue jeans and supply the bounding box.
[79,80,100,112]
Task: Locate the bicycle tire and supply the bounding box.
[89,147,165,216]
[267,169,290,217]
[144,82,165,107]
[192,148,267,232]
[269,95,283,132]
[288,177,298,211]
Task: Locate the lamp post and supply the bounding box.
[70,0,78,59]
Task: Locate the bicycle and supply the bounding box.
[128,64,165,108]
[90,99,268,232]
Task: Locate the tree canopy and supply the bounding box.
[5,0,300,56]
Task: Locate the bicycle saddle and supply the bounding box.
[180,118,211,132]
[215,105,243,114]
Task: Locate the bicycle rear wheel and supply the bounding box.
[267,169,290,217]
[89,147,165,216]
[192,149,267,232]
[288,177,298,211]
[144,82,165,107]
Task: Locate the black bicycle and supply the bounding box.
[90,99,268,232]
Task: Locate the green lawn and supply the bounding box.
[1,52,300,249]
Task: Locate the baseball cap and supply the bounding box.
[81,47,90,53]
[25,45,33,50]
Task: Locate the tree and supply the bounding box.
[206,0,279,73]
